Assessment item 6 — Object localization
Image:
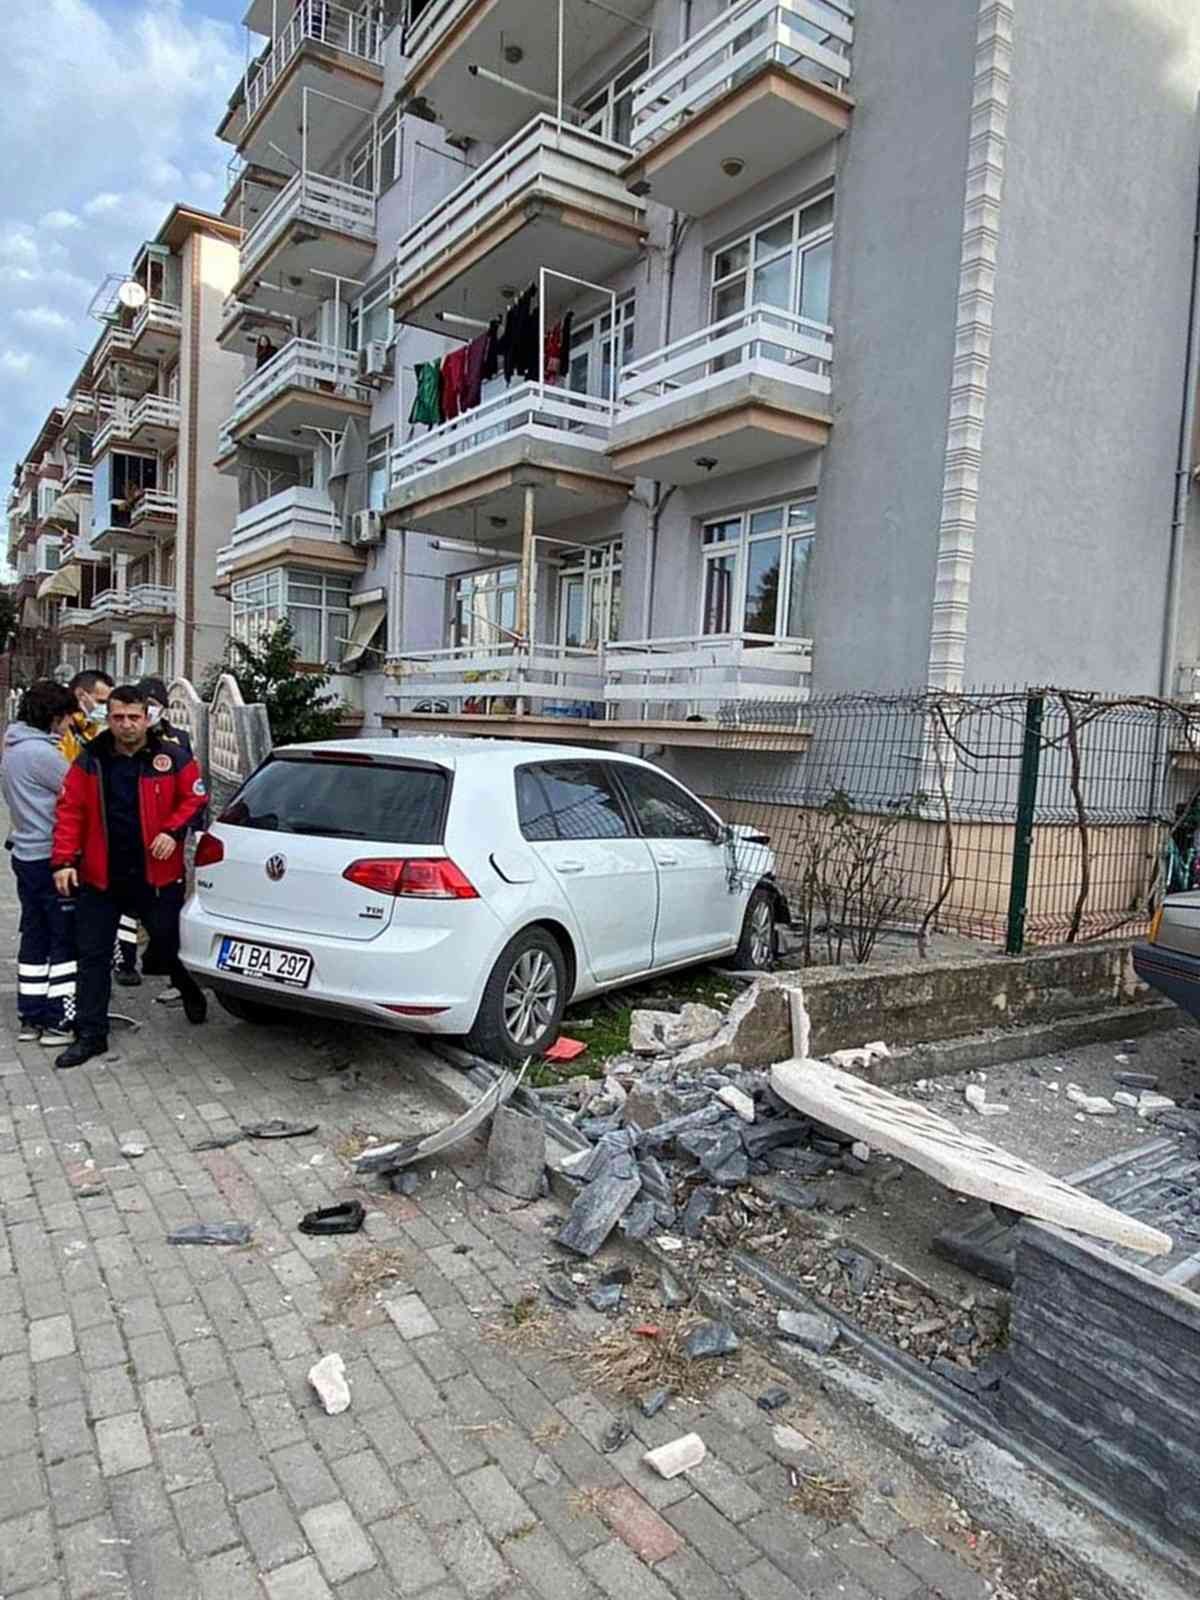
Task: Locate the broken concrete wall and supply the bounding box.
[800,942,1158,1066]
[1000,1222,1200,1559]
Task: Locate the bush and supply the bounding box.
[205,621,341,746]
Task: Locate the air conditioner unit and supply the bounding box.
[358,340,393,382]
[352,509,384,547]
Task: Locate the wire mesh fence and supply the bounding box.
[709,688,1200,959]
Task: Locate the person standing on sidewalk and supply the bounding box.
[51,684,209,1070]
[1,681,79,1046]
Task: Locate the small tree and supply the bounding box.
[0,588,18,655]
[212,620,341,746]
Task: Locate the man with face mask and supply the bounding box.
[60,670,114,764]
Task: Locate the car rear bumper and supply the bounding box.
[179,901,487,1034]
[1132,942,1200,1021]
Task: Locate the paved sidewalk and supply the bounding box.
[0,870,1007,1599]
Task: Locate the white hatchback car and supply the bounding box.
[180,738,786,1063]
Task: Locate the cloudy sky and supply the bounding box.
[0,0,247,491]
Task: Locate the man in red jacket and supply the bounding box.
[52,684,208,1069]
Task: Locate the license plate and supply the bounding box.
[217,937,313,988]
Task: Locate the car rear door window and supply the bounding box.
[221,756,449,843]
[516,762,630,841]
[616,765,719,842]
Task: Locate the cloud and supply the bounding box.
[0,0,242,475]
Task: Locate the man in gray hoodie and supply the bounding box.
[2,680,78,1042]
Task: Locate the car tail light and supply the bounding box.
[194,833,225,867]
[342,858,479,899]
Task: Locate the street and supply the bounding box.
[0,852,1143,1600]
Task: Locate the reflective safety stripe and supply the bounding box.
[18,963,49,977]
[18,981,49,996]
[47,982,76,999]
[117,930,139,945]
[48,962,77,979]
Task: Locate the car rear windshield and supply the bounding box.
[219,756,449,844]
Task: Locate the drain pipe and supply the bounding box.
[1160,141,1200,701]
[641,209,689,639]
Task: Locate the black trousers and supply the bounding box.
[13,857,77,1029]
[75,880,198,1041]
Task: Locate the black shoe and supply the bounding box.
[114,969,142,988]
[180,983,207,1025]
[56,1036,108,1071]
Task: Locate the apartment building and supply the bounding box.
[214,0,1200,783]
[9,206,243,688]
[5,409,74,682]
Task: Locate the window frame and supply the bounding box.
[230,565,353,665]
[611,762,725,845]
[699,495,817,641]
[709,191,835,331]
[348,275,395,354]
[514,760,635,843]
[346,105,403,196]
[567,295,636,405]
[366,428,392,512]
[449,563,520,649]
[580,46,652,147]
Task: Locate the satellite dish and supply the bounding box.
[117,280,147,311]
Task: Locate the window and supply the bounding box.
[231,568,353,664]
[568,297,635,404]
[367,430,392,512]
[617,765,720,843]
[516,763,630,842]
[346,107,402,195]
[711,193,834,339]
[37,482,57,520]
[581,49,650,147]
[166,365,180,402]
[450,565,519,648]
[348,277,394,353]
[222,756,449,844]
[701,497,816,640]
[162,546,177,587]
[559,540,622,648]
[38,537,62,573]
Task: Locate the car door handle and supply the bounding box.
[556,859,585,874]
[654,853,679,866]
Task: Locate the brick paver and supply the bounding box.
[0,851,1005,1600]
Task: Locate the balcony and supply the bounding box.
[62,456,93,494]
[609,307,832,483]
[237,171,377,313]
[625,0,853,216]
[214,485,366,588]
[387,643,604,718]
[388,382,631,537]
[130,299,183,363]
[93,326,158,396]
[94,394,181,459]
[92,493,175,558]
[58,606,105,640]
[604,631,812,738]
[218,293,293,355]
[93,584,175,634]
[392,117,647,334]
[398,0,656,147]
[221,338,372,456]
[221,1,385,169]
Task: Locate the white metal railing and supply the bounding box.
[94,324,134,370]
[131,394,181,435]
[63,458,93,489]
[226,337,369,432]
[401,0,469,65]
[92,584,174,618]
[389,641,605,714]
[130,490,179,523]
[618,305,833,416]
[95,393,181,455]
[604,631,813,719]
[395,115,639,292]
[241,171,376,279]
[631,0,853,152]
[391,382,613,490]
[244,0,384,124]
[60,606,98,629]
[132,299,182,344]
[216,486,340,578]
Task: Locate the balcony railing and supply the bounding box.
[59,606,99,630]
[604,631,813,719]
[94,393,181,456]
[618,305,833,415]
[94,324,134,371]
[132,299,182,344]
[92,584,175,619]
[130,490,179,525]
[245,0,384,123]
[226,337,369,433]
[630,0,853,153]
[389,642,605,715]
[391,382,614,491]
[241,171,376,279]
[216,485,340,579]
[395,115,639,295]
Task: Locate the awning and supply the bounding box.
[36,563,82,601]
[49,491,85,526]
[342,600,386,667]
[329,416,368,539]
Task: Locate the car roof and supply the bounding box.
[275,736,656,772]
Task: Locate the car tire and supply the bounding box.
[215,991,285,1025]
[466,927,567,1065]
[734,884,777,970]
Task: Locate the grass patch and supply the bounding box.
[789,1469,859,1520]
[323,1245,409,1323]
[584,1309,734,1401]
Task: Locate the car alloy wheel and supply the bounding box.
[502,948,559,1048]
[749,897,774,966]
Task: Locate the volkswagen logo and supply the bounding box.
[265,854,287,882]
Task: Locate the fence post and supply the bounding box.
[1005,692,1045,955]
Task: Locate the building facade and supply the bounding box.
[207,0,1200,773]
[8,206,242,688]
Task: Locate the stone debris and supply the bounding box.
[485,1106,546,1200]
[1065,1086,1117,1117]
[557,1174,642,1258]
[588,1282,623,1313]
[543,1274,578,1307]
[964,1085,1008,1117]
[643,1432,707,1479]
[658,1266,689,1307]
[1138,1092,1177,1118]
[1113,1091,1141,1110]
[1115,1071,1158,1091]
[851,1141,871,1163]
[777,1309,840,1355]
[308,1352,351,1415]
[629,1003,723,1056]
[682,1320,739,1360]
[829,1042,892,1072]
[771,1424,809,1453]
[756,1385,791,1412]
[670,976,799,1073]
[640,1387,672,1417]
[119,1142,147,1158]
[717,1084,756,1122]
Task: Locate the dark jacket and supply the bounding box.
[51,730,208,891]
